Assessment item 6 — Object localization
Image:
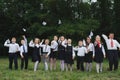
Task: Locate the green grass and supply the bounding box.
[0,57,120,80]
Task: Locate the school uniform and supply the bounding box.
[74,46,87,71]
[50,40,58,59]
[85,43,94,63]
[4,41,19,70]
[40,44,51,70]
[20,37,28,70]
[58,41,66,60]
[102,34,120,71]
[29,42,41,62]
[65,44,75,65]
[93,43,105,63]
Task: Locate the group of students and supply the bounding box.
[4,33,120,73]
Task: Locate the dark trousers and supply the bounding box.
[108,50,119,71]
[9,53,18,70]
[77,56,84,71]
[21,53,28,70]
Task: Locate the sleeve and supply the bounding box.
[115,40,120,48]
[93,45,95,57]
[61,41,67,48]
[39,40,44,47]
[102,45,106,56]
[19,46,23,57]
[84,47,88,53]
[4,40,10,47]
[47,46,51,56]
[72,47,75,58]
[23,36,27,45]
[29,40,35,47]
[73,47,78,51]
[16,44,20,52]
[102,34,108,42]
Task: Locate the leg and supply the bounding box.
[96,63,99,73]
[53,58,56,70]
[85,62,89,71]
[113,52,119,70]
[50,58,53,71]
[14,54,18,70]
[70,64,73,71]
[80,57,84,71]
[65,64,68,71]
[100,63,103,72]
[108,53,114,71]
[44,55,48,71]
[34,61,39,71]
[89,63,92,72]
[24,54,28,69]
[9,54,13,70]
[77,56,80,70]
[61,60,65,71]
[21,57,24,70]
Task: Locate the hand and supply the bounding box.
[22,35,25,38]
[42,39,44,42]
[104,55,106,58]
[21,55,24,58]
[45,55,48,58]
[92,56,95,59]
[72,57,74,60]
[7,39,10,43]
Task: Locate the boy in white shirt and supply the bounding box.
[4,37,19,70]
[74,40,87,71]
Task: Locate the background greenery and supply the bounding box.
[0,0,120,56]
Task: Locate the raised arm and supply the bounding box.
[115,40,120,49]
[72,47,76,59]
[29,40,34,47]
[23,35,27,45]
[102,34,109,41]
[4,39,10,47]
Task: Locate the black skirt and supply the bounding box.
[85,51,93,63]
[58,44,65,60]
[32,46,41,62]
[49,49,58,59]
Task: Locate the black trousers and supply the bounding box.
[21,53,28,70]
[9,53,18,70]
[77,56,84,71]
[108,50,119,71]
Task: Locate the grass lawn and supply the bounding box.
[0,57,120,80]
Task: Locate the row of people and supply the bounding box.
[4,33,120,73]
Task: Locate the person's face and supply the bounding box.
[21,40,25,45]
[109,34,114,39]
[60,36,64,41]
[35,38,40,44]
[54,36,58,41]
[67,39,72,44]
[11,38,16,43]
[45,39,49,45]
[78,41,83,46]
[87,37,91,43]
[96,36,100,42]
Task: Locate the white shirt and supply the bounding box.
[58,40,67,47]
[20,36,28,53]
[4,41,19,53]
[87,43,94,52]
[102,34,120,50]
[74,46,87,56]
[40,44,51,56]
[51,40,58,51]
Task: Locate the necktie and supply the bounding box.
[23,45,26,53]
[97,41,100,48]
[111,39,113,47]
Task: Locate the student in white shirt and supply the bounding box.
[20,35,28,70]
[50,36,58,71]
[85,37,94,72]
[102,33,120,71]
[74,40,87,71]
[65,39,75,71]
[4,37,19,70]
[93,35,106,73]
[29,38,41,71]
[40,39,51,71]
